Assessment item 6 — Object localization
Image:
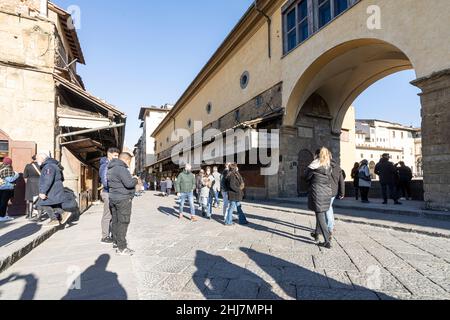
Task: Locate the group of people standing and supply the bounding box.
[351,153,414,204]
[174,163,248,226]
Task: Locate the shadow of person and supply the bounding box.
[0,223,42,247]
[243,213,313,233]
[0,273,38,300]
[193,250,281,300]
[240,248,395,300]
[241,220,314,245]
[158,206,179,218]
[62,254,127,300]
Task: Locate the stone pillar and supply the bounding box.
[411,69,450,211]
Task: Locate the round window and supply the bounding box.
[240,71,250,89]
[206,103,212,114]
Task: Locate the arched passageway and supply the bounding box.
[280,38,450,210]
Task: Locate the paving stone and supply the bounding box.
[152,258,192,274]
[222,279,259,299]
[296,287,379,300]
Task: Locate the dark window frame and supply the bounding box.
[282,0,359,55]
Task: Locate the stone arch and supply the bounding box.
[284,38,416,133]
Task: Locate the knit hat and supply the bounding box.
[2,157,12,165]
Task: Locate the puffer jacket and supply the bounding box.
[38,158,65,206]
[305,159,333,213]
[0,173,19,190]
[107,159,137,201]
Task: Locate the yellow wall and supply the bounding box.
[154,0,450,155]
[155,6,284,152]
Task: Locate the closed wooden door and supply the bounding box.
[9,141,37,216]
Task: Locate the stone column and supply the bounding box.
[411,69,450,211]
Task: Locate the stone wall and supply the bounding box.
[0,10,56,154]
[345,180,425,201]
[412,69,450,211]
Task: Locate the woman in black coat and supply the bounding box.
[225,163,248,225]
[23,156,41,218]
[306,148,333,249]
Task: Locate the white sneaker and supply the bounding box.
[0,217,8,222]
[0,216,14,222]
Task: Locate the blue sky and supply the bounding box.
[54,0,422,147]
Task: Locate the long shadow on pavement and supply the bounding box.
[0,223,42,247]
[241,247,395,300]
[0,273,38,300]
[193,250,281,300]
[62,254,127,300]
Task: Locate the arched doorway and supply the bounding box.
[284,39,423,200]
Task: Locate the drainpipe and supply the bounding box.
[55,123,126,162]
[254,0,272,59]
[40,0,48,17]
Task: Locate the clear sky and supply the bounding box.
[53,0,422,148]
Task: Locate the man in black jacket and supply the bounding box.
[375,154,401,205]
[327,158,345,236]
[107,153,138,256]
[36,153,72,227]
[396,162,413,200]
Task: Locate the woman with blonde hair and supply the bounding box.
[306,147,333,249]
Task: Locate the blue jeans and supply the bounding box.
[207,194,213,217]
[179,192,196,216]
[326,197,336,232]
[213,190,220,206]
[222,191,229,218]
[226,201,248,225]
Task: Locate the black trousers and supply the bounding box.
[360,187,370,202]
[398,180,412,199]
[381,183,398,202]
[315,212,331,244]
[0,190,13,218]
[110,198,132,251]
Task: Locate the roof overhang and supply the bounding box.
[48,2,85,65]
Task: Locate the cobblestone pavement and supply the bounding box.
[1,191,450,300]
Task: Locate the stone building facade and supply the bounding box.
[0,0,126,214]
[147,0,449,209]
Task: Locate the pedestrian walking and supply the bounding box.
[36,153,72,227]
[175,164,197,221]
[358,160,372,203]
[107,152,138,256]
[220,163,231,219]
[23,156,41,219]
[375,153,402,205]
[165,177,173,196]
[99,148,120,244]
[0,157,19,222]
[225,163,248,226]
[306,148,333,249]
[351,162,360,200]
[195,169,204,204]
[396,162,413,200]
[327,153,345,237]
[212,166,221,207]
